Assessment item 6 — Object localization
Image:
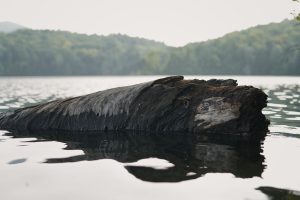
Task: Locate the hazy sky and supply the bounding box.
[0,0,298,46]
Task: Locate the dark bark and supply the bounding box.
[0,76,269,138]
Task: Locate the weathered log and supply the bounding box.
[0,76,269,136]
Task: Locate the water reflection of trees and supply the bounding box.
[6,131,266,182]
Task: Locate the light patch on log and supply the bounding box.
[194,97,240,129]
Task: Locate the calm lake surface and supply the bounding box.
[0,76,300,200]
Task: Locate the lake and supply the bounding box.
[0,76,300,200]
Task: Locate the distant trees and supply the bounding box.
[0,20,299,76]
[0,31,169,75]
[173,20,300,75]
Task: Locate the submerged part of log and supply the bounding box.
[0,76,269,137]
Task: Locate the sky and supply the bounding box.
[0,0,298,46]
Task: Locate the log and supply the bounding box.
[0,76,269,137]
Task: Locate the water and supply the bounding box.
[0,76,300,200]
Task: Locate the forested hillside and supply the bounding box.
[0,20,299,75]
[170,20,300,75]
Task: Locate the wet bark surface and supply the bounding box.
[0,76,269,138]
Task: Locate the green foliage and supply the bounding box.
[175,20,300,75]
[0,20,299,75]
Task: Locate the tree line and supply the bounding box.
[0,19,299,76]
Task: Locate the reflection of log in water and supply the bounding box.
[6,130,265,182]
